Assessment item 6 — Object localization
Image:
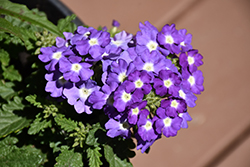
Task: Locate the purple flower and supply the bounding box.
[178,87,197,107]
[155,107,182,138]
[153,70,181,97]
[178,112,192,128]
[178,29,193,52]
[182,70,204,94]
[136,22,158,52]
[106,59,135,85]
[127,101,147,125]
[63,79,99,114]
[70,26,94,45]
[137,110,158,141]
[88,82,117,110]
[112,20,120,27]
[75,29,110,58]
[105,118,131,139]
[85,44,122,62]
[59,56,94,83]
[157,24,182,54]
[179,49,203,73]
[44,70,73,98]
[135,132,158,153]
[38,46,73,71]
[163,58,179,73]
[161,98,187,117]
[56,32,74,48]
[135,21,170,56]
[125,70,152,95]
[110,31,133,50]
[99,45,122,71]
[132,50,166,76]
[113,81,143,112]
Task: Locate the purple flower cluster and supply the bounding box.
[39,20,204,153]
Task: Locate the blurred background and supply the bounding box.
[58,0,250,166]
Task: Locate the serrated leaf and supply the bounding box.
[28,113,52,135]
[0,81,15,100]
[86,127,100,147]
[0,0,62,36]
[0,136,46,167]
[0,49,10,66]
[55,149,83,167]
[2,65,22,81]
[87,146,103,167]
[2,96,24,112]
[86,122,107,147]
[104,145,133,167]
[25,94,42,108]
[0,17,36,50]
[57,14,77,33]
[5,8,46,32]
[54,114,78,132]
[0,110,30,138]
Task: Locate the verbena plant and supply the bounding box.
[0,0,204,166]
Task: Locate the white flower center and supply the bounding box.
[188,76,195,86]
[80,87,91,99]
[121,91,131,103]
[118,72,127,83]
[179,90,186,99]
[188,56,195,65]
[84,32,90,37]
[65,42,69,47]
[89,38,98,46]
[163,117,172,127]
[165,35,174,44]
[146,41,158,52]
[180,41,185,46]
[102,52,109,57]
[135,79,143,88]
[71,63,82,72]
[132,107,139,115]
[144,121,152,131]
[164,79,172,88]
[143,63,154,72]
[112,40,122,47]
[52,51,62,60]
[171,100,179,108]
[178,113,183,117]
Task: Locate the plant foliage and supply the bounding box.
[0,0,135,166]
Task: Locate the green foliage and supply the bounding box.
[54,114,78,132]
[25,94,43,108]
[0,0,62,36]
[2,65,22,82]
[0,136,46,166]
[87,146,103,167]
[0,17,37,50]
[28,113,52,135]
[86,123,105,147]
[0,81,16,100]
[55,147,83,167]
[57,14,78,33]
[104,144,133,167]
[0,96,30,138]
[0,0,136,166]
[0,49,10,66]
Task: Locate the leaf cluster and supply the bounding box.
[0,0,136,166]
